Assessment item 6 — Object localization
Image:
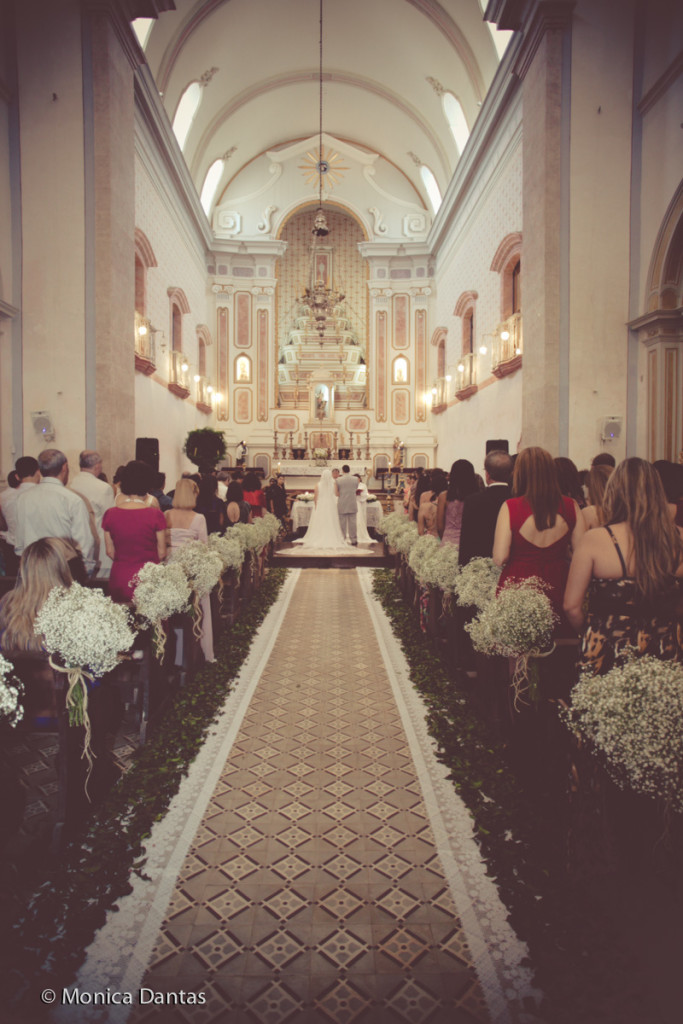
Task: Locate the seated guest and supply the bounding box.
[409,468,428,522]
[493,446,585,635]
[564,457,683,673]
[1,457,41,551]
[102,460,166,603]
[591,452,616,468]
[165,478,214,662]
[225,482,253,526]
[653,460,683,535]
[554,456,586,509]
[196,474,226,535]
[458,450,513,566]
[0,538,75,725]
[582,463,613,531]
[15,449,95,576]
[242,472,266,518]
[437,459,478,547]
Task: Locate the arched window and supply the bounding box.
[134,228,157,317]
[491,233,523,320]
[392,356,409,384]
[442,92,469,155]
[198,337,206,376]
[454,291,478,357]
[200,159,225,216]
[172,82,202,151]
[511,259,521,314]
[420,166,442,214]
[171,305,182,351]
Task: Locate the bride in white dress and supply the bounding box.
[294,468,348,549]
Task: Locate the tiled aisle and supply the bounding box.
[69,569,535,1024]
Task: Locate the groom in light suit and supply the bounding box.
[335,464,358,545]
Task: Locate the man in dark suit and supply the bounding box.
[458,450,513,565]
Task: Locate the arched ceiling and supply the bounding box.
[137,0,510,219]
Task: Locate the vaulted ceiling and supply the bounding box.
[137,0,510,217]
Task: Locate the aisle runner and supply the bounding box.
[70,569,534,1023]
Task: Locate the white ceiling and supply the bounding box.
[138,0,510,217]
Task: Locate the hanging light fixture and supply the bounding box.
[299,0,344,341]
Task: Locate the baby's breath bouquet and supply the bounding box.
[297,492,315,503]
[169,541,223,642]
[376,510,408,544]
[561,656,683,813]
[393,521,419,557]
[408,535,441,586]
[454,557,501,610]
[0,654,24,728]
[34,583,136,789]
[224,522,251,554]
[425,543,461,602]
[254,511,280,547]
[208,533,245,574]
[133,561,192,660]
[313,447,327,460]
[467,578,557,708]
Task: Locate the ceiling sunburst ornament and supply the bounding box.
[299,145,349,194]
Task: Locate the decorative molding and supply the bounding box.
[402,213,428,238]
[628,308,683,348]
[0,298,19,320]
[362,166,428,214]
[215,210,242,237]
[490,232,522,272]
[454,290,478,318]
[167,286,191,314]
[369,207,388,236]
[257,205,278,234]
[199,66,219,87]
[426,76,445,96]
[638,50,683,116]
[407,151,422,166]
[134,227,158,268]
[512,1,576,82]
[168,381,190,400]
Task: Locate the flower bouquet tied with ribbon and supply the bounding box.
[34,583,136,790]
[133,561,192,660]
[168,541,223,640]
[0,653,24,728]
[453,557,501,610]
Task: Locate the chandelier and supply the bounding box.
[299,0,344,341]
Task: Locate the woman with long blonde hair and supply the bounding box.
[165,477,214,662]
[0,537,74,651]
[493,446,585,635]
[581,463,613,531]
[564,457,683,673]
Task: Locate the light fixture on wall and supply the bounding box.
[298,0,345,341]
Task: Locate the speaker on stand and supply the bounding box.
[135,437,160,474]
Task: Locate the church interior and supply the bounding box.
[1,0,683,1022]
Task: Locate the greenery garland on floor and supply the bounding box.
[4,568,288,1015]
[371,569,661,1024]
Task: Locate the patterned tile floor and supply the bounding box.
[71,569,534,1024]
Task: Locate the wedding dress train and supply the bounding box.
[294,469,348,549]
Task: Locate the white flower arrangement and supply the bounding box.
[133,561,192,660]
[313,447,327,459]
[561,656,683,813]
[168,541,223,597]
[254,511,281,547]
[454,557,502,610]
[228,522,263,553]
[297,492,315,503]
[393,521,419,556]
[34,583,136,790]
[366,494,379,503]
[466,578,556,659]
[34,583,136,679]
[408,534,441,585]
[0,653,24,728]
[424,542,461,596]
[376,510,408,542]
[208,533,245,573]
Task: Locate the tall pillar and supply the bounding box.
[514,1,575,452]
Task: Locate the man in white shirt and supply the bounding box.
[70,450,115,577]
[1,456,40,548]
[15,449,96,572]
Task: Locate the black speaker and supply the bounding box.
[485,439,509,454]
[135,437,160,473]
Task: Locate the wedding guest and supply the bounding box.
[493,446,585,634]
[564,458,683,673]
[70,450,116,577]
[242,472,266,518]
[591,452,616,468]
[458,450,513,566]
[437,459,478,547]
[149,471,173,512]
[165,478,214,662]
[266,475,288,521]
[196,474,226,535]
[581,463,613,531]
[102,460,166,602]
[1,456,41,552]
[225,481,253,526]
[653,460,683,535]
[554,456,586,509]
[15,449,95,576]
[417,469,448,538]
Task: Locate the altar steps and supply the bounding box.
[273,540,392,569]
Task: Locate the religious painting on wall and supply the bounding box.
[275,416,298,432]
[347,416,368,433]
[393,295,409,349]
[234,388,252,423]
[235,292,251,348]
[235,355,251,383]
[392,389,410,424]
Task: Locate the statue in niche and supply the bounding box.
[237,357,249,381]
[315,384,328,421]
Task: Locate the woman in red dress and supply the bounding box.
[102,460,167,603]
[493,447,585,636]
[242,471,266,519]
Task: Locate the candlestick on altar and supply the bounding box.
[365,431,370,459]
[333,431,338,458]
[289,432,294,459]
[303,431,308,458]
[273,430,278,458]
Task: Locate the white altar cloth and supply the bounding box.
[292,498,383,532]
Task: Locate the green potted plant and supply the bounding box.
[183,428,227,473]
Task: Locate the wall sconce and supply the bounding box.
[457,362,465,373]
